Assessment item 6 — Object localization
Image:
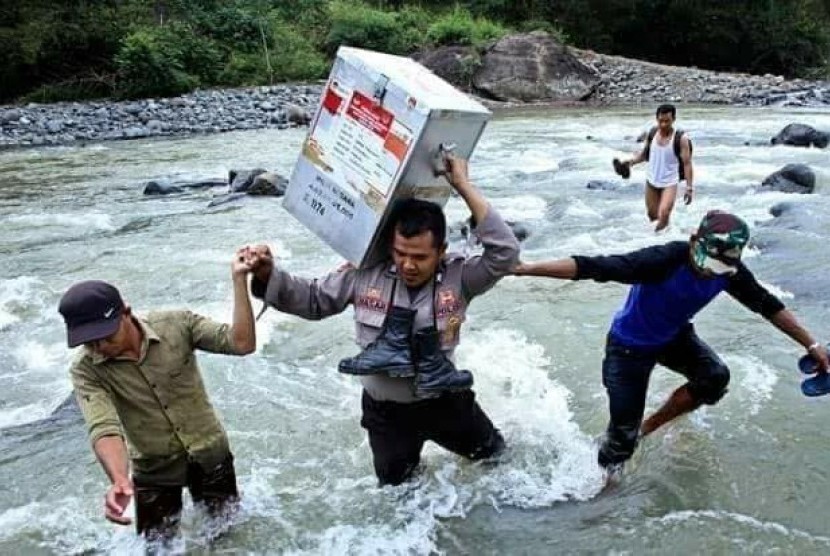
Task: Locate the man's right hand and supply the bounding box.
[104,479,133,525]
[241,244,274,283]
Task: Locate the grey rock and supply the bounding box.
[1,109,22,123]
[248,171,288,196]
[506,220,530,242]
[473,32,600,102]
[45,120,64,133]
[761,163,815,194]
[124,103,143,115]
[123,126,148,139]
[143,179,184,195]
[411,45,479,89]
[287,104,311,125]
[587,180,622,191]
[230,168,267,192]
[770,123,829,148]
[207,192,248,208]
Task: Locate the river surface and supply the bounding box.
[1,106,829,555]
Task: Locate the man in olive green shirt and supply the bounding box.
[59,250,256,541]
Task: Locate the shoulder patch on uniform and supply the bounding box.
[357,287,387,313]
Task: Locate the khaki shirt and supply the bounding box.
[70,310,237,484]
[254,206,520,403]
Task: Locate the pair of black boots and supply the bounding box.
[338,307,473,398]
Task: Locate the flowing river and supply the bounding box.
[1,106,829,554]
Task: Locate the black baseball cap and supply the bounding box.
[58,280,125,347]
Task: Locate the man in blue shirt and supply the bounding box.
[513,210,829,471]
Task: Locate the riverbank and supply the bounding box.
[2,49,829,149]
[573,48,830,107]
[0,85,322,149]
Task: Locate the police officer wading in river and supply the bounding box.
[58,250,256,543]
[513,210,829,476]
[243,154,520,486]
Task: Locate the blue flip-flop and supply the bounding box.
[797,342,830,374]
[802,373,830,397]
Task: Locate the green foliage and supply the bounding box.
[425,7,508,47]
[325,1,420,55]
[219,16,328,85]
[4,0,830,103]
[20,79,115,104]
[269,0,330,43]
[269,18,329,80]
[115,27,199,98]
[516,19,569,44]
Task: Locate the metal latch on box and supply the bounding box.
[433,142,457,176]
[373,74,390,105]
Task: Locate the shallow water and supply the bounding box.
[1,106,829,554]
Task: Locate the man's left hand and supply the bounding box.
[442,153,470,190]
[232,247,254,277]
[683,185,694,205]
[810,343,830,373]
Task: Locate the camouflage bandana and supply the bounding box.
[692,211,750,275]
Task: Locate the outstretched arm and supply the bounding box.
[513,242,687,284]
[243,244,356,320]
[230,247,256,354]
[769,309,829,372]
[727,266,829,372]
[513,258,577,279]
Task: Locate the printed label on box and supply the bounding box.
[304,80,413,205]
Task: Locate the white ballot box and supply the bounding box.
[282,46,491,268]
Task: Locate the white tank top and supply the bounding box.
[647,130,680,188]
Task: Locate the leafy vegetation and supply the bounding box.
[2,0,829,103]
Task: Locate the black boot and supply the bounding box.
[412,327,473,398]
[338,307,416,377]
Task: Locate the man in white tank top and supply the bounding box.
[615,104,694,231]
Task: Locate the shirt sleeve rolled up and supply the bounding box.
[71,358,122,445]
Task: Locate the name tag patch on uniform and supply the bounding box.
[357,287,387,313]
[437,289,461,317]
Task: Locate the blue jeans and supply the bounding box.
[598,324,730,467]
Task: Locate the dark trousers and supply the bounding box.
[599,325,730,467]
[361,389,505,486]
[134,453,239,541]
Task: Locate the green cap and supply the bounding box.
[692,210,750,275]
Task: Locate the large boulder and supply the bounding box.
[472,32,600,102]
[761,163,815,194]
[411,46,479,90]
[770,123,829,148]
